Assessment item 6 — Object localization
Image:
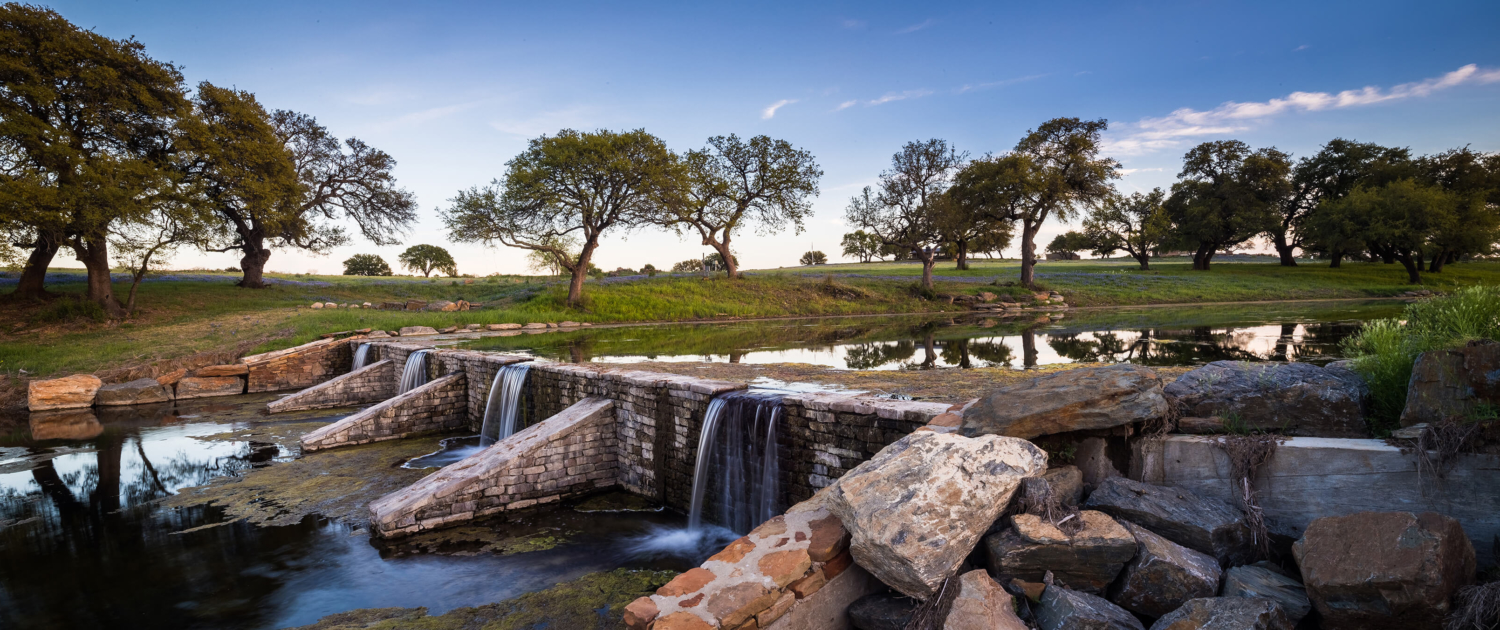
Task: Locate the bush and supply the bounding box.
[799,250,828,265]
[1342,285,1500,433]
[671,259,704,273]
[642,264,657,277]
[31,298,107,325]
[343,254,393,276]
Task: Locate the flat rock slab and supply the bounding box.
[961,364,1167,439]
[984,511,1136,594]
[398,326,438,336]
[1223,563,1310,623]
[1163,360,1369,437]
[941,569,1025,630]
[828,431,1047,599]
[174,376,245,400]
[194,363,248,377]
[1084,476,1252,565]
[95,378,172,406]
[1147,597,1292,630]
[28,374,102,411]
[1036,586,1144,630]
[1110,521,1221,618]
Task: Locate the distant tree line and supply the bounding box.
[0,5,416,316]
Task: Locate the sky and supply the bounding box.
[45,0,1500,275]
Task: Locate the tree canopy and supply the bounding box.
[398,244,457,277]
[844,139,966,290]
[1082,189,1171,269]
[343,253,392,276]
[1165,140,1290,270]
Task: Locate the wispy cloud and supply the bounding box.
[895,18,935,34]
[761,99,797,119]
[1293,44,1310,52]
[833,100,858,111]
[1104,64,1500,155]
[378,101,482,129]
[489,106,598,137]
[868,89,932,106]
[956,74,1048,93]
[840,18,866,29]
[1117,167,1164,176]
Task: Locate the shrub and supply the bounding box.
[799,250,828,265]
[343,254,393,276]
[31,298,107,325]
[642,264,657,277]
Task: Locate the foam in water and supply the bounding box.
[397,349,431,394]
[479,363,532,446]
[351,343,371,371]
[625,523,740,561]
[687,390,785,533]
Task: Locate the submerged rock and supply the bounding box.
[1163,360,1369,437]
[961,364,1168,439]
[1109,521,1222,618]
[1084,476,1253,565]
[1147,597,1292,630]
[27,374,102,411]
[1293,511,1475,629]
[1035,586,1144,630]
[1222,563,1310,623]
[827,431,1047,599]
[984,511,1136,593]
[941,569,1026,630]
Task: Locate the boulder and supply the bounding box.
[1075,437,1123,490]
[154,368,186,387]
[1083,476,1253,565]
[428,300,455,312]
[1400,340,1500,426]
[404,300,427,311]
[398,326,438,336]
[941,569,1026,630]
[438,326,458,333]
[324,302,337,308]
[175,376,245,399]
[1035,586,1145,630]
[29,409,103,440]
[961,364,1168,439]
[1147,597,1292,630]
[1043,464,1084,507]
[1222,563,1310,623]
[847,592,916,630]
[1293,511,1475,629]
[309,302,323,309]
[523,323,548,330]
[194,363,248,377]
[28,374,103,411]
[94,378,172,406]
[1109,521,1222,618]
[827,431,1048,599]
[984,511,1136,593]
[464,323,482,330]
[1163,361,1369,437]
[488,323,523,331]
[366,330,390,338]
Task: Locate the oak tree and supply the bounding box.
[844,139,966,291]
[398,244,457,277]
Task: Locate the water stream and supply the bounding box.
[479,363,533,446]
[351,343,371,371]
[397,349,431,394]
[687,391,785,534]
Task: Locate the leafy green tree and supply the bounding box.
[799,250,827,265]
[1082,189,1171,269]
[845,139,966,291]
[398,244,457,277]
[1045,231,1093,257]
[441,129,680,306]
[0,4,192,315]
[660,134,821,278]
[840,230,883,263]
[671,258,704,273]
[642,263,658,277]
[525,234,578,276]
[342,253,392,276]
[1326,179,1457,284]
[1165,140,1291,270]
[934,190,1012,270]
[1417,147,1500,272]
[1274,139,1412,266]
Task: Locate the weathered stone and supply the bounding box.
[324,302,337,308]
[1084,476,1252,565]
[847,592,916,630]
[438,326,458,334]
[709,537,756,563]
[1163,360,1369,437]
[1110,521,1222,619]
[806,514,849,562]
[1147,597,1292,630]
[28,374,102,411]
[94,378,172,406]
[155,368,186,387]
[827,431,1048,599]
[309,301,323,309]
[1043,464,1084,507]
[659,567,718,596]
[1293,511,1475,629]
[961,364,1168,439]
[706,581,777,628]
[789,567,828,598]
[404,300,427,311]
[428,300,456,312]
[523,323,548,329]
[758,590,796,626]
[984,511,1136,593]
[941,569,1026,630]
[398,326,438,336]
[1401,340,1500,426]
[624,596,658,629]
[174,376,245,399]
[1035,586,1144,630]
[365,330,389,338]
[654,611,713,630]
[1223,563,1310,623]
[488,323,522,330]
[560,321,581,327]
[759,549,812,588]
[194,363,248,377]
[28,408,103,440]
[1075,437,1122,490]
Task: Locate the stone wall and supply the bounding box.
[243,337,355,393]
[265,359,397,413]
[368,397,619,537]
[300,372,468,451]
[779,392,952,505]
[426,349,531,432]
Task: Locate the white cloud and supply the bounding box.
[1294,44,1310,52]
[868,89,932,106]
[956,74,1048,93]
[489,106,599,137]
[833,100,858,111]
[1104,64,1500,155]
[895,18,935,34]
[1117,167,1164,176]
[761,99,797,119]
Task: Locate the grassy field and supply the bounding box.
[0,257,1496,388]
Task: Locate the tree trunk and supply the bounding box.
[567,243,597,307]
[72,236,125,318]
[237,236,273,289]
[1394,250,1422,284]
[712,236,738,279]
[954,240,969,270]
[1428,249,1447,273]
[1019,223,1039,287]
[9,228,61,300]
[919,249,936,291]
[1192,243,1213,271]
[1134,251,1150,270]
[1273,236,1298,266]
[1329,249,1344,268]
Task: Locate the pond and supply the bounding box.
[454,299,1402,370]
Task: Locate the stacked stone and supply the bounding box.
[778,392,950,504]
[424,350,530,430]
[300,372,468,451]
[265,359,397,413]
[242,336,353,393]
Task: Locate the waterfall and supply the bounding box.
[351,343,371,371]
[687,391,785,533]
[397,349,431,394]
[479,363,532,445]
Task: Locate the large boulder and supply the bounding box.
[174,376,245,399]
[1293,511,1475,629]
[94,378,172,406]
[1147,597,1292,630]
[1109,521,1221,618]
[1042,464,1084,507]
[1035,586,1144,630]
[1083,476,1253,565]
[827,431,1047,599]
[1222,563,1310,624]
[28,374,102,411]
[984,511,1137,593]
[941,569,1026,630]
[1163,360,1369,437]
[960,364,1168,439]
[1400,340,1500,426]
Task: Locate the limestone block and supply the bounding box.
[1164,361,1369,437]
[95,378,172,406]
[961,364,1167,439]
[174,376,245,400]
[28,374,102,411]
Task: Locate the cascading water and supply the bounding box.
[479,363,532,446]
[687,390,785,533]
[351,343,372,371]
[397,349,431,394]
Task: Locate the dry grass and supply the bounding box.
[1213,434,1282,559]
[1448,581,1500,630]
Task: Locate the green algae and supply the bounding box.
[573,490,664,513]
[381,524,574,558]
[289,568,678,630]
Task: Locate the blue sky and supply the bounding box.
[49,0,1500,274]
